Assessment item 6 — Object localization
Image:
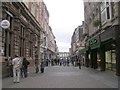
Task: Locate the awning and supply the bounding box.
[90,44,100,50]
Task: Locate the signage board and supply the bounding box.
[89,39,97,45]
[0,20,10,29]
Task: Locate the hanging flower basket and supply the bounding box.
[93,20,101,27]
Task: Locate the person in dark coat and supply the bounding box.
[22,57,30,77]
[8,57,13,77]
[40,60,44,73]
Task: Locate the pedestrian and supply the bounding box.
[8,57,13,77]
[35,55,39,73]
[22,57,30,78]
[12,55,22,83]
[67,58,69,66]
[60,59,62,66]
[78,60,81,69]
[20,57,24,78]
[40,60,44,73]
[46,59,48,66]
[51,59,54,66]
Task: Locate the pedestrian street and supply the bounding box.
[2,65,118,88]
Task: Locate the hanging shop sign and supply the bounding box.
[0,20,10,29]
[89,39,97,45]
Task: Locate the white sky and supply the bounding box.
[43,0,84,52]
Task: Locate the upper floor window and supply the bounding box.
[100,0,112,25]
[31,3,36,17]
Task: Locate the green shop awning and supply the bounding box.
[90,44,100,50]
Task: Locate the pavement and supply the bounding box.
[2,64,118,88]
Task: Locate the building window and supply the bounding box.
[101,0,112,25]
[111,2,114,18]
[31,3,36,17]
[20,25,25,57]
[4,15,13,57]
[106,6,110,19]
[4,31,7,56]
[29,33,33,57]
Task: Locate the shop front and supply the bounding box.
[85,25,119,75]
[89,34,100,69]
[100,25,117,72]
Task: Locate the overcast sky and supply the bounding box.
[43,0,84,52]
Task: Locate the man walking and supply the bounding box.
[40,60,44,73]
[22,57,30,78]
[12,55,22,83]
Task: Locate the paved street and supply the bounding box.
[2,65,118,88]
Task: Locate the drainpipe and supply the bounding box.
[116,1,120,76]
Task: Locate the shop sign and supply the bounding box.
[89,39,97,45]
[0,20,10,29]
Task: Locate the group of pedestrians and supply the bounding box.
[71,56,81,69]
[7,54,81,83]
[8,55,30,83]
[47,58,70,66]
[8,55,45,83]
[59,58,70,66]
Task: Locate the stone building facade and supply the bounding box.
[1,1,49,77]
[84,1,120,75]
[47,26,58,60]
[71,22,85,63]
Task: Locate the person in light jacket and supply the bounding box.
[12,55,22,83]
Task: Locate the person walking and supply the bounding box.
[35,55,39,73]
[12,55,22,83]
[67,58,70,66]
[59,59,62,66]
[78,60,81,69]
[8,57,13,77]
[22,57,30,78]
[40,60,44,73]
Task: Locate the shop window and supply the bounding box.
[105,50,116,71]
[105,50,112,70]
[111,50,116,71]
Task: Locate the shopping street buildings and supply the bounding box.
[70,1,120,76]
[0,1,58,77]
[70,21,86,65]
[84,1,120,75]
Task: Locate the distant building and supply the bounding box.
[47,26,57,60]
[58,52,70,60]
[71,22,85,62]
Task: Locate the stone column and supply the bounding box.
[93,49,98,69]
[90,50,94,68]
[115,25,120,76]
[85,51,89,67]
[99,45,106,71]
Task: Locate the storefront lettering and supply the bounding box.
[89,39,97,45]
